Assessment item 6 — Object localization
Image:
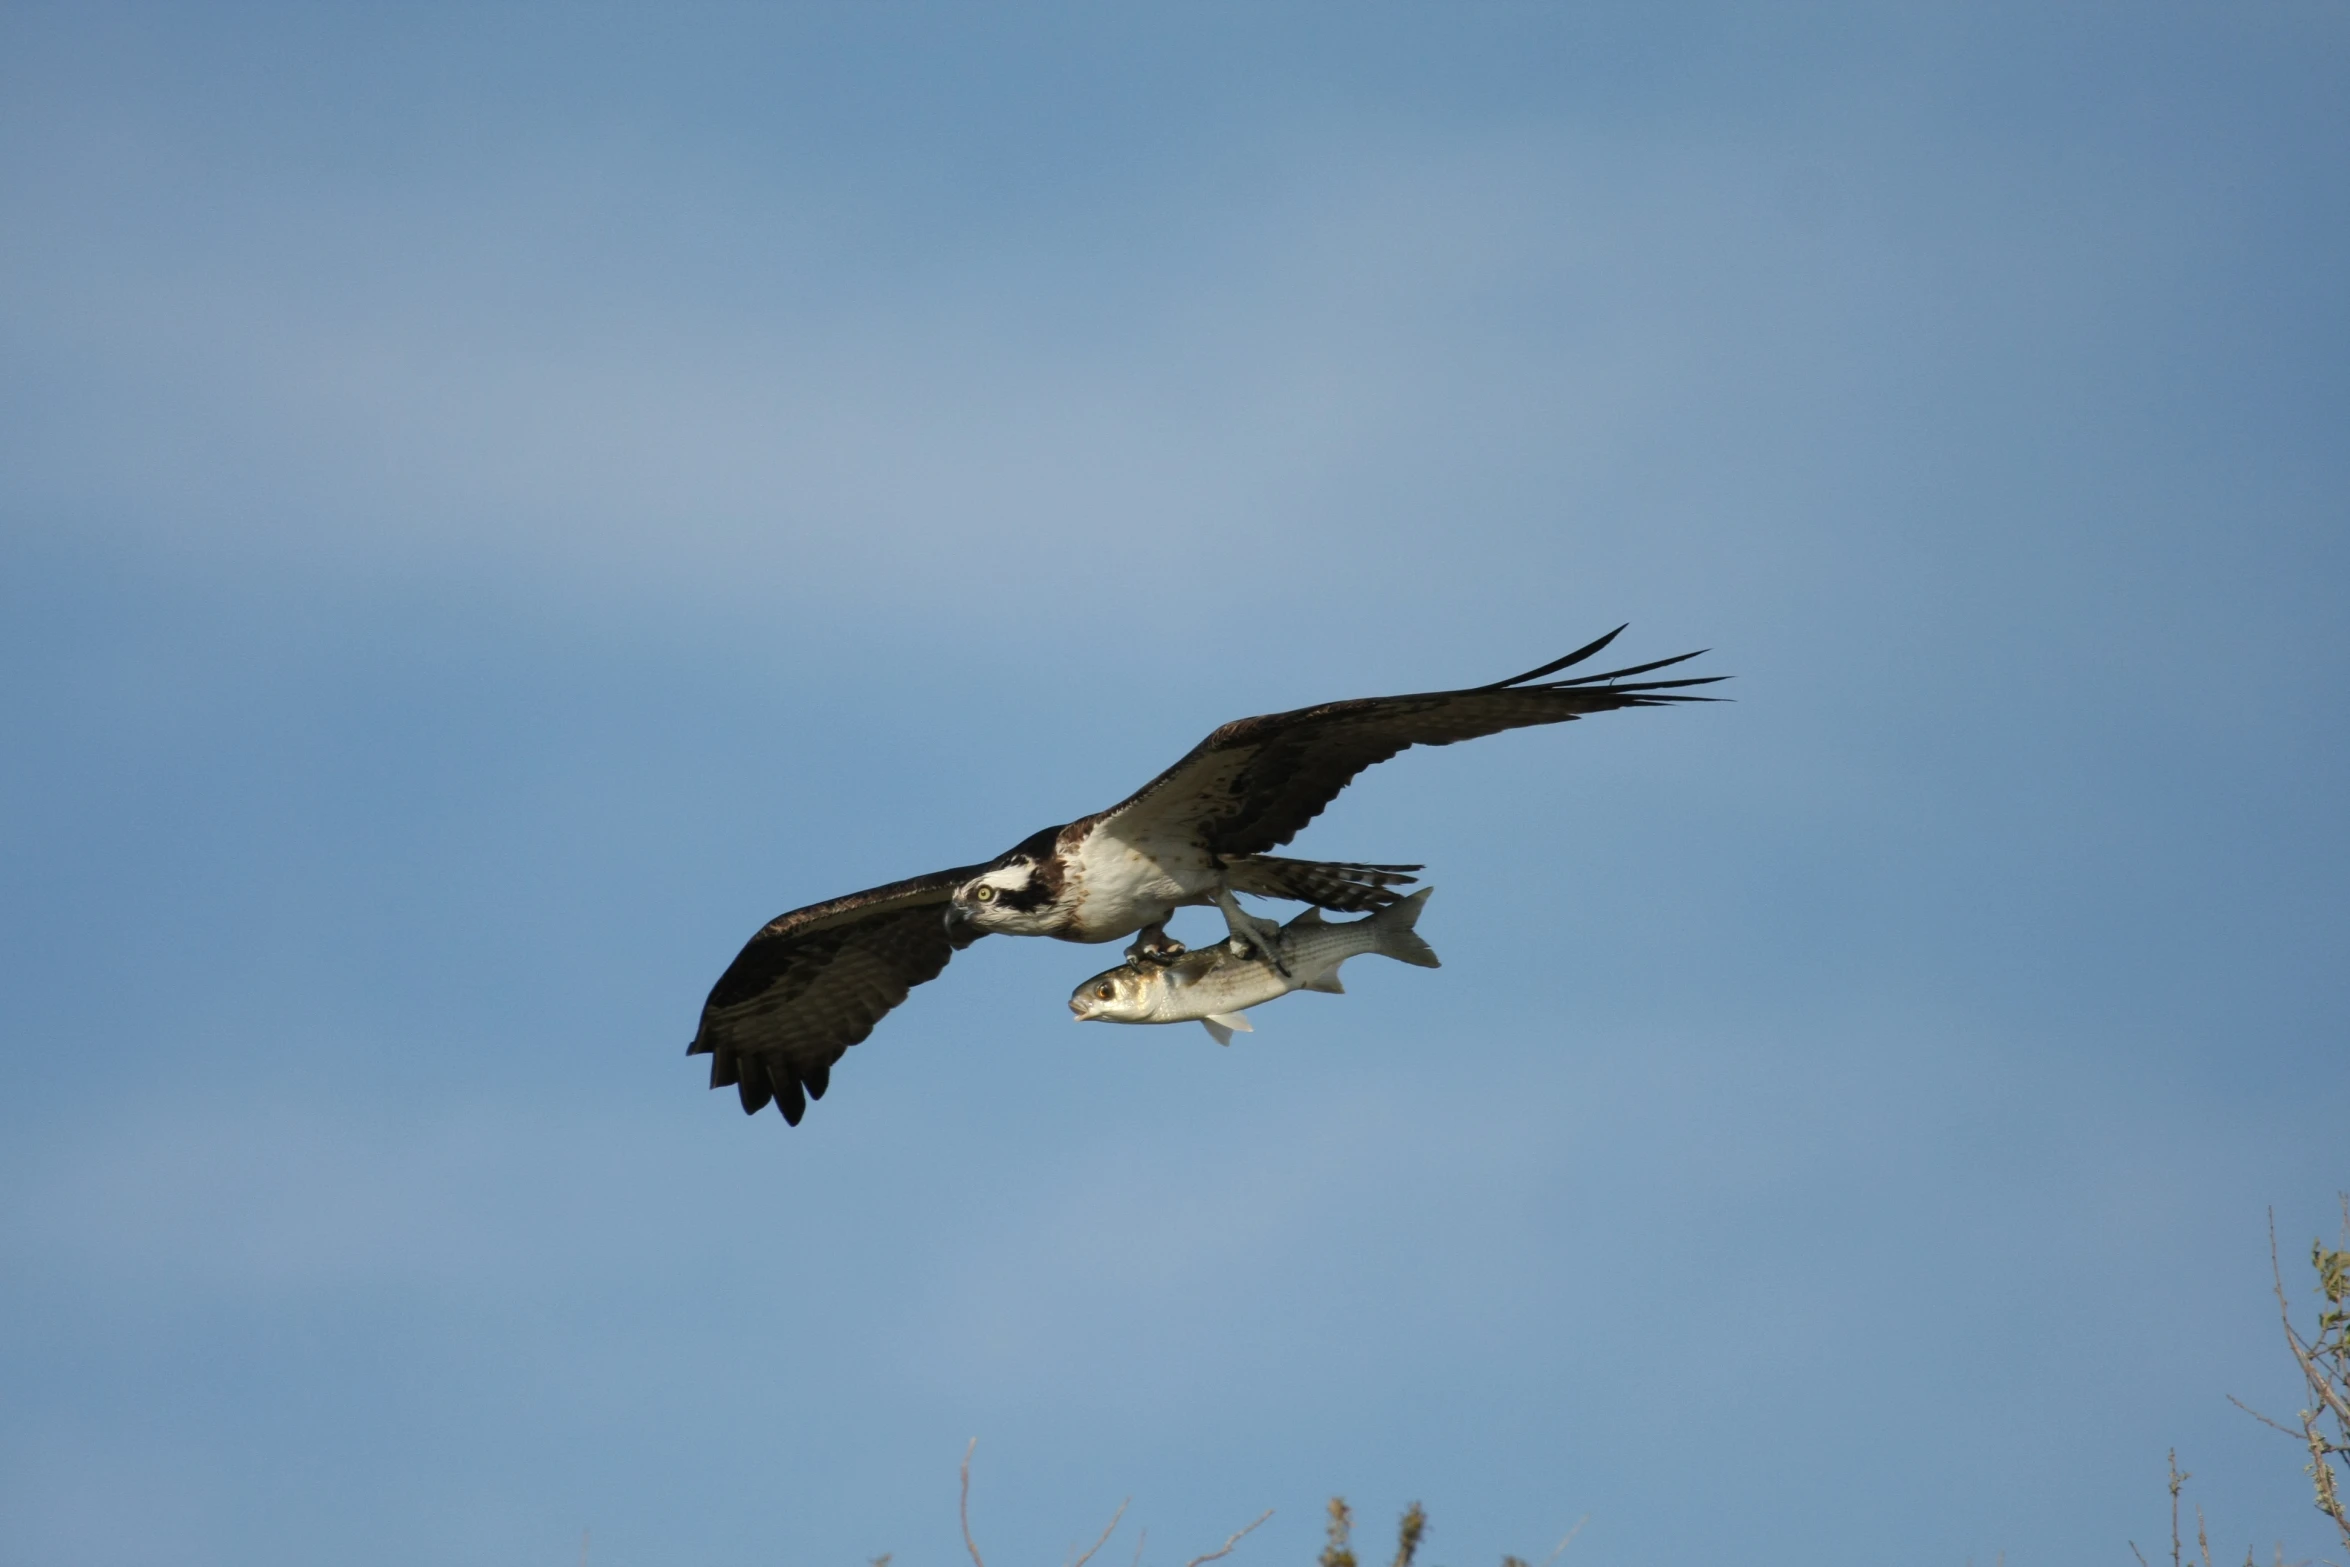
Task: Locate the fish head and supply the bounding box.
[1068,962,1159,1023]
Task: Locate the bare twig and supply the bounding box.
[1068,1497,1130,1567]
[1541,1514,1591,1566]
[2233,1394,2308,1439]
[961,1439,986,1567]
[953,1443,1259,1567]
[2171,1447,2190,1567]
[1182,1508,1273,1567]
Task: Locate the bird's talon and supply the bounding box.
[1125,931,1188,965]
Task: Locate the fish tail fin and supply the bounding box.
[1367,886,1440,968]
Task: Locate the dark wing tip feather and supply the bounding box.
[1545,648,1709,686]
[689,866,985,1126]
[1588,675,1732,706]
[737,1059,812,1123]
[1609,677,1731,706]
[1105,626,1726,869]
[1618,675,1729,695]
[1476,625,1629,690]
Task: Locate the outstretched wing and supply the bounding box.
[687,864,988,1124]
[1093,627,1721,859]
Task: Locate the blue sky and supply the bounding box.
[3,4,2346,1564]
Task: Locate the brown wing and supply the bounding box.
[1093,627,1722,859]
[687,863,989,1124]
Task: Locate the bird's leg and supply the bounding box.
[1213,887,1290,976]
[1124,922,1187,965]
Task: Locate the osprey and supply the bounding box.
[690,626,1718,1123]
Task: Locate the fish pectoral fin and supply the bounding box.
[1300,972,1344,994]
[1204,1011,1254,1034]
[1200,1019,1236,1046]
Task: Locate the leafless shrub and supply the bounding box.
[953,1439,1270,1567]
[2128,1449,2233,1567]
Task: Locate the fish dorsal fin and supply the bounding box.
[1301,972,1345,994]
[1201,1018,1235,1046]
[1289,906,1327,927]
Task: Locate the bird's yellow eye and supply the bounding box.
[973,885,995,903]
[1095,983,1114,1000]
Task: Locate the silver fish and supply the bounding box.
[1068,888,1439,1044]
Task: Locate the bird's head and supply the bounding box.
[947,828,1069,937]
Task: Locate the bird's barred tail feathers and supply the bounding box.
[1222,854,1422,911]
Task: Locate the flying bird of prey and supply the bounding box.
[689,626,1718,1123]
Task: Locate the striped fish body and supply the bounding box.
[1068,889,1438,1043]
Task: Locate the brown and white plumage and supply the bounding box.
[688,626,1719,1123]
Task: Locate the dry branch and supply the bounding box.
[961,1439,985,1567]
[957,1440,1266,1567]
[1541,1515,1590,1566]
[1068,1497,1130,1567]
[1182,1509,1272,1567]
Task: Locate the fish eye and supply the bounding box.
[1095,983,1114,1000]
[973,885,996,903]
